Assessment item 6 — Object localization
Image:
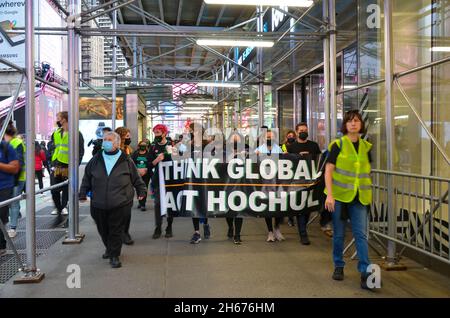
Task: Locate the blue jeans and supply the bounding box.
[332,199,370,273]
[9,181,25,229]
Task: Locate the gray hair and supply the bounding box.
[103,131,121,148]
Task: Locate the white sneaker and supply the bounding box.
[7,229,16,238]
[266,231,275,242]
[61,208,69,215]
[51,209,58,215]
[274,228,285,241]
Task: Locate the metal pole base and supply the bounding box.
[76,233,86,240]
[380,261,407,271]
[62,236,84,245]
[13,271,45,284]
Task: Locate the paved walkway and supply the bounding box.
[1,200,449,298]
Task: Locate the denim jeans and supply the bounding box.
[332,199,370,273]
[0,188,13,249]
[9,181,25,229]
[296,211,311,238]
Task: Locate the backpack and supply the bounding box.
[0,141,20,186]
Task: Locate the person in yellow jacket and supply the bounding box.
[3,123,25,238]
[50,111,84,221]
[324,110,376,291]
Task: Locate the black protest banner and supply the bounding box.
[158,154,323,218]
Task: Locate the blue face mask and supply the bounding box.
[102,141,114,153]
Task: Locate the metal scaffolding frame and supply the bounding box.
[0,0,448,284]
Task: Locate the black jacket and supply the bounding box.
[79,151,147,210]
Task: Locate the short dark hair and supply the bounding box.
[102,127,112,132]
[295,122,308,131]
[58,111,68,121]
[5,122,17,137]
[341,110,365,135]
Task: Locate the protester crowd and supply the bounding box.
[0,109,375,290]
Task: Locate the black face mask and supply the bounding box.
[266,139,272,147]
[154,136,163,143]
[124,138,131,145]
[139,145,147,151]
[56,121,62,128]
[287,137,296,144]
[299,132,308,140]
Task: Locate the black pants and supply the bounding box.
[192,218,208,231]
[138,174,151,207]
[0,188,13,249]
[265,217,283,232]
[154,186,173,229]
[296,211,311,238]
[226,218,243,236]
[91,204,130,257]
[51,172,68,213]
[36,170,44,190]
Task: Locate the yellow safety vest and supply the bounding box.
[10,137,26,181]
[52,128,69,164]
[324,135,372,205]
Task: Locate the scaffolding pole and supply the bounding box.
[323,0,331,146]
[257,5,264,128]
[14,0,44,284]
[111,3,118,129]
[329,0,337,139]
[64,0,83,245]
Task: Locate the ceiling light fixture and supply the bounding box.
[204,0,313,7]
[197,82,241,88]
[196,39,274,47]
[185,100,218,105]
[430,46,450,52]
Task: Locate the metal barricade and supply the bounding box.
[370,169,450,265]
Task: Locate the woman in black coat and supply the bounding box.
[80,132,146,268]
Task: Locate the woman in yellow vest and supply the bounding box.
[324,110,375,290]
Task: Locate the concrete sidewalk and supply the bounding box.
[1,201,449,298]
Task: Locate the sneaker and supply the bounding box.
[274,228,285,241]
[266,232,275,242]
[0,249,6,256]
[203,224,211,239]
[51,209,59,215]
[7,229,16,238]
[140,206,146,212]
[233,235,242,245]
[300,235,311,245]
[227,227,234,239]
[164,226,173,238]
[332,267,344,281]
[152,227,162,239]
[190,232,201,244]
[102,251,110,259]
[61,208,68,215]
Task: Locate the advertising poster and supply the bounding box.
[0,0,25,68]
[79,97,124,120]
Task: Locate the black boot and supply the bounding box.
[165,225,173,238]
[122,232,134,245]
[360,273,376,291]
[203,224,211,239]
[102,250,110,259]
[227,227,233,239]
[233,235,242,245]
[300,235,311,245]
[332,267,344,281]
[109,256,122,268]
[152,226,162,239]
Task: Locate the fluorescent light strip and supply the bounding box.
[430,46,450,52]
[196,39,274,48]
[204,0,313,7]
[185,100,217,105]
[197,82,241,88]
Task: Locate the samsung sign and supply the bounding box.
[0,0,25,68]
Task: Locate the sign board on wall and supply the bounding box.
[79,97,124,120]
[0,0,25,68]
